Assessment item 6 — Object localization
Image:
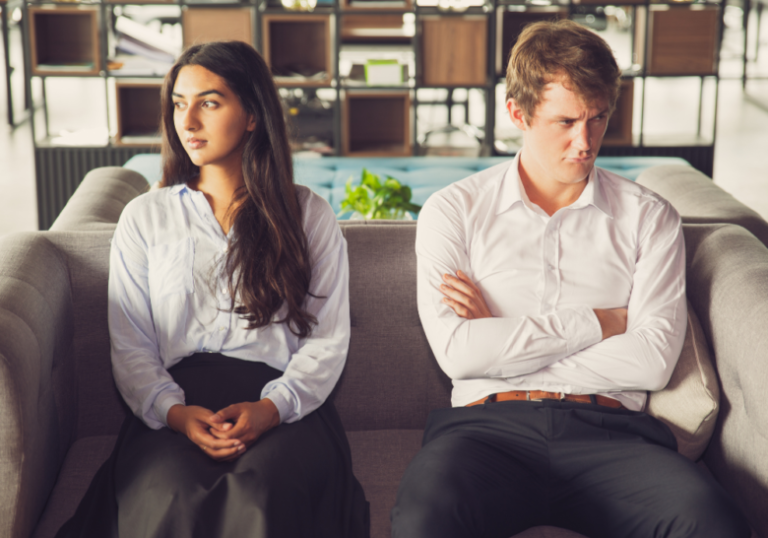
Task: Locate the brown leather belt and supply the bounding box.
[466,390,624,409]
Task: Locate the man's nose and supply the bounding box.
[573,122,592,151]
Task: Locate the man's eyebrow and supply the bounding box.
[171,89,226,98]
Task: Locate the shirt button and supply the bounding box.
[219,326,226,332]
[548,264,555,270]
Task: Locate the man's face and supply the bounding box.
[507,79,610,189]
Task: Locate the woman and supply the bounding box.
[56,41,368,537]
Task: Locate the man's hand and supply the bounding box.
[440,271,492,320]
[594,308,628,340]
[207,399,281,461]
[166,404,244,461]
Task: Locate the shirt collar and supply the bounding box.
[495,152,526,215]
[168,183,190,196]
[496,151,613,218]
[571,167,613,218]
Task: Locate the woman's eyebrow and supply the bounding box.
[172,89,226,98]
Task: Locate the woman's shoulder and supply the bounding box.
[296,184,336,226]
[116,185,185,243]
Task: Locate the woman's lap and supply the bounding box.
[56,354,368,538]
[116,404,351,538]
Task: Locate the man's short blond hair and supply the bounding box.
[506,19,621,123]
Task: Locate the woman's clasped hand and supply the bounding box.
[166,399,281,462]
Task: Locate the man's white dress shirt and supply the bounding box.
[108,184,350,430]
[416,153,687,411]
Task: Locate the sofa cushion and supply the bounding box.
[31,435,116,538]
[646,301,719,461]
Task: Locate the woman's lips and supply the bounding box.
[187,137,206,149]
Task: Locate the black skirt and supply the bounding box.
[55,353,369,538]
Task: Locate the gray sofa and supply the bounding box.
[1,165,767,538]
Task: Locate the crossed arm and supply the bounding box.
[440,270,629,341]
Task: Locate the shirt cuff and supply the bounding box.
[261,384,294,424]
[155,392,186,429]
[563,305,603,354]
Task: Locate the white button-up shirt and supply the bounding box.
[108,184,350,430]
[416,153,687,411]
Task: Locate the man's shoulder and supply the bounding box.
[595,166,672,210]
[424,160,512,214]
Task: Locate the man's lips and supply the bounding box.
[187,137,206,149]
[566,155,593,163]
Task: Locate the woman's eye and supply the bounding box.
[173,101,185,110]
[202,100,218,109]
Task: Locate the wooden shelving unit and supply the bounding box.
[20,0,726,227]
[602,78,633,147]
[182,8,255,48]
[420,15,487,87]
[643,5,719,76]
[262,14,333,86]
[343,90,411,156]
[28,6,100,76]
[115,81,163,146]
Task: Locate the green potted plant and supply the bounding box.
[338,168,422,220]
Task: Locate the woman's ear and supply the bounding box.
[506,99,528,131]
[246,114,256,132]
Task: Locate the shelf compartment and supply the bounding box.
[182,7,254,49]
[602,78,634,147]
[341,14,412,44]
[420,16,487,87]
[262,14,333,87]
[641,5,719,76]
[342,90,411,156]
[340,0,412,11]
[115,80,163,146]
[29,6,100,76]
[495,7,568,75]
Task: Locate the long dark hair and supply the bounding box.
[160,41,316,338]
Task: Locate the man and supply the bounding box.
[391,20,750,538]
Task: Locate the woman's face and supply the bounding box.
[172,65,256,170]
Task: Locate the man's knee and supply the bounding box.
[391,480,476,538]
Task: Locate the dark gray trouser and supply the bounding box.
[391,400,751,538]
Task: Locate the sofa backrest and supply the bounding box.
[333,222,452,431]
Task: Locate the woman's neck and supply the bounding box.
[191,164,246,236]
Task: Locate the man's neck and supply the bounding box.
[517,155,589,216]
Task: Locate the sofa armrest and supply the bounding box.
[639,165,768,247]
[0,233,75,538]
[50,167,149,232]
[683,223,768,536]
